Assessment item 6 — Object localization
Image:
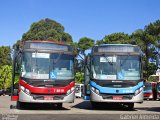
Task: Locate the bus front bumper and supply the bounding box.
[90,91,143,103]
[144,93,153,99]
[157,93,160,99]
[18,90,75,103]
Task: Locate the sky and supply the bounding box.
[0,0,160,46]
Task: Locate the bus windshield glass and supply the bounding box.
[144,83,152,91]
[21,52,74,80]
[91,55,140,80]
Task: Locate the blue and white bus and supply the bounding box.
[84,44,144,110]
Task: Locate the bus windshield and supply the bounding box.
[144,83,152,91]
[21,52,74,80]
[91,55,141,80]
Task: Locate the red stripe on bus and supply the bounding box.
[11,96,19,101]
[19,80,75,94]
[144,93,152,97]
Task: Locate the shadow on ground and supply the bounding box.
[72,101,137,111]
[10,103,70,111]
[136,107,160,113]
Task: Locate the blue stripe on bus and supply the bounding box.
[90,81,143,94]
[84,96,90,100]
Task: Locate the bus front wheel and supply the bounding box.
[55,103,62,109]
[91,101,101,109]
[17,101,25,109]
[124,103,134,110]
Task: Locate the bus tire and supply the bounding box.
[17,101,25,109]
[91,102,100,109]
[126,103,134,110]
[56,103,62,109]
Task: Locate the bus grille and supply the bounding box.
[31,94,66,100]
[100,93,134,100]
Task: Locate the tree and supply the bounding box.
[14,18,73,49]
[22,18,72,43]
[145,20,160,69]
[74,37,95,81]
[147,63,157,77]
[131,21,159,78]
[145,20,160,38]
[70,42,78,55]
[78,37,95,57]
[76,37,95,72]
[0,65,12,90]
[13,40,22,50]
[0,46,12,68]
[75,72,84,84]
[96,32,130,45]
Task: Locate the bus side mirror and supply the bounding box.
[13,89,18,95]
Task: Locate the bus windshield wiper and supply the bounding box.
[103,54,113,65]
[34,52,39,73]
[53,53,63,64]
[120,55,129,66]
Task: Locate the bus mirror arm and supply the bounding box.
[86,65,90,73]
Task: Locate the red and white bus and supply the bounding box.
[155,74,160,100]
[144,82,157,100]
[11,40,75,108]
[157,82,160,100]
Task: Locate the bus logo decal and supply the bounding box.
[50,72,57,79]
[118,72,124,80]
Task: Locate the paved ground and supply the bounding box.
[0,96,160,120]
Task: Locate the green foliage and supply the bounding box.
[14,18,73,50]
[75,72,84,84]
[0,65,12,90]
[22,18,72,43]
[131,20,160,78]
[0,46,12,68]
[13,40,22,50]
[70,42,78,55]
[146,63,157,78]
[147,75,159,82]
[96,32,130,45]
[78,37,95,57]
[145,20,160,36]
[76,37,95,72]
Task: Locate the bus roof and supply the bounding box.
[22,40,73,52]
[98,44,134,46]
[92,44,142,54]
[24,40,65,45]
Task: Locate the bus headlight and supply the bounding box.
[91,87,95,91]
[66,87,75,95]
[71,87,75,92]
[67,89,71,95]
[25,88,31,95]
[20,85,25,91]
[19,85,30,95]
[135,87,143,96]
[91,87,100,95]
[95,89,100,94]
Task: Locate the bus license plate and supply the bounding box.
[44,96,53,100]
[112,96,123,100]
